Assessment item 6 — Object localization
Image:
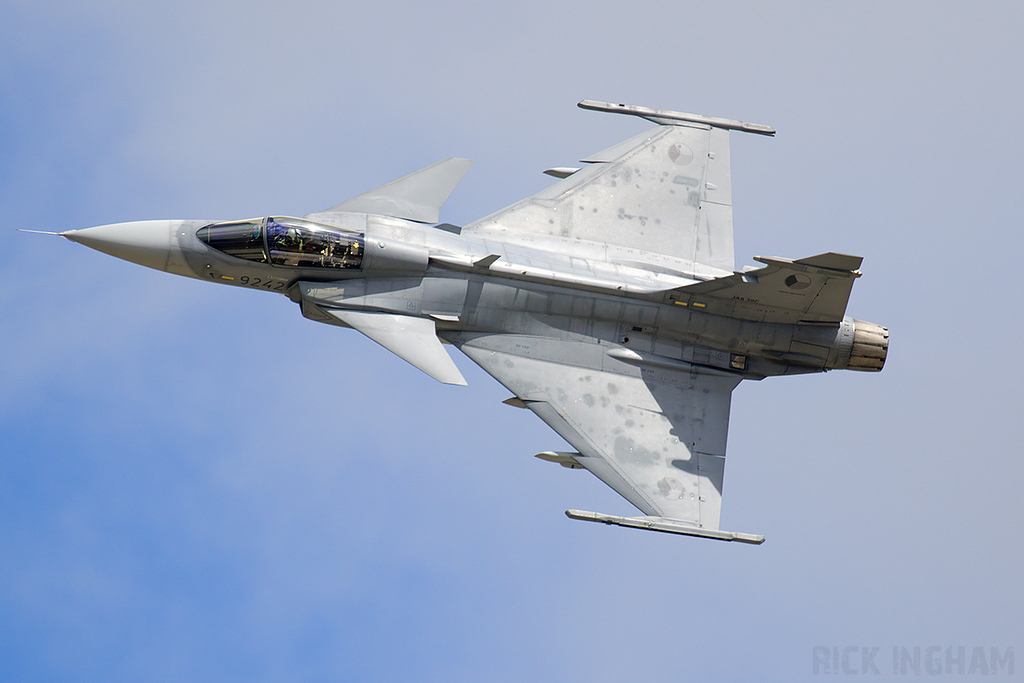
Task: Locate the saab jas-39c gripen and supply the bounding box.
[39,101,888,544]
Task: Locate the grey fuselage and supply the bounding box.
[125,212,866,381]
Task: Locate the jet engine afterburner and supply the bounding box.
[833,318,889,372]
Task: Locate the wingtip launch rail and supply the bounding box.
[566,510,766,544]
[578,99,776,136]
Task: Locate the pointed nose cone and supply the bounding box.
[63,220,183,272]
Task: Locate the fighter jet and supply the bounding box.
[40,101,887,544]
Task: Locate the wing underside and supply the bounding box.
[454,334,742,531]
[463,122,736,275]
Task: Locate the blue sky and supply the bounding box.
[2,2,1022,681]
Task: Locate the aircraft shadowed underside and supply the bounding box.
[47,101,888,543]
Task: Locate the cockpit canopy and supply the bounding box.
[196,217,364,269]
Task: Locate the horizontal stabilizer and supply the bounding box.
[566,509,764,544]
[325,309,467,385]
[673,252,864,324]
[308,158,473,224]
